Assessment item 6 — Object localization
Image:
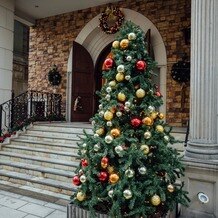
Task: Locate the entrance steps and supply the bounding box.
[0,122,187,201]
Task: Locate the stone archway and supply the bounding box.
[66,8,167,121]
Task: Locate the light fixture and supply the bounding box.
[197,192,209,204]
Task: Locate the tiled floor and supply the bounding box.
[0,184,69,218]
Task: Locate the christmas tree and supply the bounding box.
[71,21,189,218]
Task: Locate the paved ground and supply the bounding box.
[0,184,69,218]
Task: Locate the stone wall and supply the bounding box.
[28,0,191,126]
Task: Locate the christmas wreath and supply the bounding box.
[99,6,124,34]
[48,65,62,86]
[171,61,190,83]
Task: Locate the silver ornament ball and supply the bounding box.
[123,189,132,199]
[105,135,113,144]
[80,175,86,183]
[138,166,147,175]
[117,65,125,73]
[108,190,114,198]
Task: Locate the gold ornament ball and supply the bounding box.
[150,112,158,119]
[156,125,164,132]
[151,194,161,206]
[120,39,129,49]
[140,144,150,155]
[104,111,114,121]
[167,184,175,193]
[107,166,115,174]
[144,131,152,139]
[112,40,120,49]
[109,173,119,184]
[110,107,116,113]
[136,88,146,98]
[76,191,86,201]
[158,113,164,119]
[96,128,104,136]
[110,128,121,138]
[142,117,153,126]
[116,72,125,82]
[109,80,116,87]
[117,92,126,102]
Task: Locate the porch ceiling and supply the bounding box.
[15,0,121,24]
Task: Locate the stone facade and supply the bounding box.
[28,0,191,126]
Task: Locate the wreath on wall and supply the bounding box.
[171,61,190,83]
[48,65,62,86]
[99,6,124,34]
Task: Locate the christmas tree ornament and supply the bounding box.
[78,169,83,175]
[110,107,116,113]
[106,121,112,127]
[117,64,125,73]
[104,58,114,69]
[115,72,125,82]
[76,191,86,201]
[167,184,175,193]
[156,91,162,97]
[124,106,130,112]
[80,175,86,183]
[142,117,153,126]
[125,168,135,178]
[148,106,155,113]
[104,111,114,121]
[110,128,121,138]
[98,171,108,181]
[107,166,115,174]
[108,190,114,198]
[81,159,88,167]
[105,135,114,144]
[138,166,147,175]
[150,112,158,119]
[106,87,112,93]
[72,175,81,186]
[99,104,103,109]
[116,111,122,117]
[101,157,109,169]
[164,135,169,142]
[99,111,104,117]
[94,133,99,138]
[156,125,164,132]
[128,32,136,40]
[144,131,152,139]
[158,112,164,119]
[109,173,119,184]
[123,189,132,199]
[81,143,87,148]
[136,88,146,98]
[117,92,126,102]
[151,194,161,206]
[131,118,142,127]
[126,55,132,61]
[125,101,131,107]
[91,120,95,126]
[120,39,129,49]
[81,149,87,155]
[112,40,120,48]
[125,75,131,80]
[136,60,147,71]
[94,143,101,151]
[95,128,105,136]
[105,94,111,101]
[109,80,116,87]
[115,145,124,154]
[140,144,150,155]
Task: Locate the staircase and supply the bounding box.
[0,122,186,201]
[0,122,92,201]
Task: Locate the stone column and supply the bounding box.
[0,0,14,104]
[185,0,218,160]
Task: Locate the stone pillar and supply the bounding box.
[182,1,218,217]
[0,0,14,104]
[185,0,218,160]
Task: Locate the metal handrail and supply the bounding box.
[0,90,64,137]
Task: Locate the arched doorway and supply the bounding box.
[66,8,167,122]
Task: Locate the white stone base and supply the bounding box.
[181,157,218,218]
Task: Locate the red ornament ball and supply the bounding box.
[101,157,109,165]
[98,171,108,182]
[136,60,147,71]
[131,118,142,127]
[72,175,81,186]
[156,91,162,97]
[104,58,114,70]
[81,159,88,167]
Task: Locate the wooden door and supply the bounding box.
[71,41,94,122]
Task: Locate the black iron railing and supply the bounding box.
[0,90,64,137]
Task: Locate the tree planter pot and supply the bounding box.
[67,204,109,218]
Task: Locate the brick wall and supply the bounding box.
[28,0,191,126]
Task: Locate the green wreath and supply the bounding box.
[171,61,190,83]
[48,65,62,86]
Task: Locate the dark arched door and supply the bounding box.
[71,41,94,122]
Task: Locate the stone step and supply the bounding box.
[0,151,79,171]
[0,159,74,182]
[2,144,79,161]
[0,169,76,196]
